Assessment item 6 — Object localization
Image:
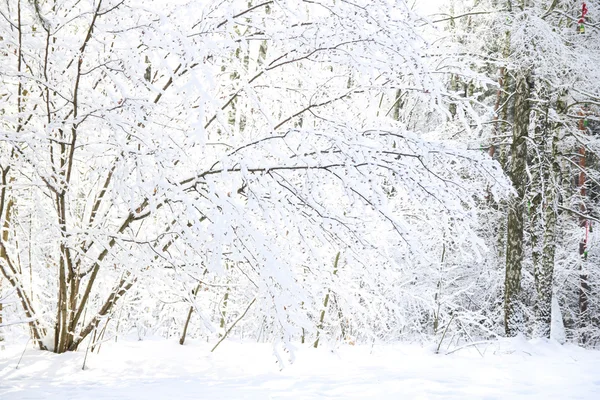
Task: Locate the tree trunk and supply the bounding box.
[504,73,531,337]
[180,283,201,345]
[314,252,340,348]
[577,113,590,343]
[534,98,561,338]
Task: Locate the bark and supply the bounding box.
[577,113,590,343]
[504,74,531,337]
[180,283,201,345]
[220,287,230,332]
[0,1,172,353]
[536,188,557,337]
[314,252,340,348]
[391,89,403,121]
[0,178,10,345]
[534,98,561,338]
[0,242,46,349]
[68,274,135,351]
[211,298,256,353]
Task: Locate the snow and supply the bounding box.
[1,338,599,399]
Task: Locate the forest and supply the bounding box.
[0,0,600,398]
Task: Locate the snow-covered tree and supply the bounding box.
[0,0,517,353]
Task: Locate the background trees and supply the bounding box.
[442,0,600,342]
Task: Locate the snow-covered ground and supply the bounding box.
[1,337,599,399]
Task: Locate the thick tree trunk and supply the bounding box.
[534,107,561,338]
[504,74,531,337]
[536,195,557,337]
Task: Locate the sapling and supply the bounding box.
[314,252,340,349]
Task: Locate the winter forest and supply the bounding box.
[1,0,600,398]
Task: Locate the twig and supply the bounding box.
[16,338,30,369]
[445,340,493,355]
[82,326,97,370]
[211,298,256,352]
[93,316,111,354]
[456,320,484,357]
[558,205,600,224]
[0,317,37,328]
[435,313,455,354]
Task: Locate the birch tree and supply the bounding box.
[447,0,600,339]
